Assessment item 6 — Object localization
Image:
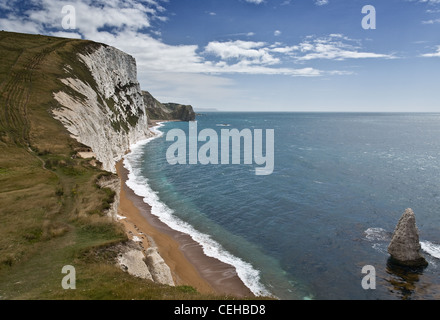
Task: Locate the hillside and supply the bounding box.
[0,31,209,300]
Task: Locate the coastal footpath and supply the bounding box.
[0,31,231,300]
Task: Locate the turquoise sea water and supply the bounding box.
[124,113,440,300]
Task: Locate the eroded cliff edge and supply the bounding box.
[52,43,151,173]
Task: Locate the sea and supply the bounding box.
[123,112,440,300]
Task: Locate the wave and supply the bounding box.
[365,227,391,242]
[421,241,440,259]
[123,122,272,297]
[365,228,440,260]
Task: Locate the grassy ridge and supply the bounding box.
[0,31,218,300]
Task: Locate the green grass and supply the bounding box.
[0,31,226,300]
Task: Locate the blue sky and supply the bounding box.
[1,0,439,111]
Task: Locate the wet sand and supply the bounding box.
[116,161,254,298]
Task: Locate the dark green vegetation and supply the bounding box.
[142,90,196,122]
[0,31,218,300]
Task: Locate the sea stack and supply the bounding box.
[387,208,428,267]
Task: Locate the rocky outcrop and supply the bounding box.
[116,242,175,286]
[145,247,175,286]
[142,90,195,121]
[118,244,154,281]
[96,174,120,219]
[52,44,152,173]
[388,208,428,267]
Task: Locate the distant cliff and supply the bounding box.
[142,90,196,122]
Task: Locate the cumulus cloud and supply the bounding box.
[0,0,166,38]
[205,40,279,65]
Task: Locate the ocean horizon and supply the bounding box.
[124,112,440,300]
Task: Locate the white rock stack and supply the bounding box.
[388,208,428,267]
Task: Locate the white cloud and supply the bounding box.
[223,32,256,37]
[0,0,167,37]
[315,0,329,6]
[290,35,396,61]
[408,0,440,23]
[414,0,440,4]
[50,31,83,39]
[421,45,440,57]
[202,40,324,76]
[274,30,282,36]
[244,0,265,4]
[205,40,279,65]
[0,18,40,34]
[422,18,440,23]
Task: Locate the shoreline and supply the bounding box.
[115,128,254,298]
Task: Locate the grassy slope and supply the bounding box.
[0,31,220,300]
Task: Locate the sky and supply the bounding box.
[0,0,439,112]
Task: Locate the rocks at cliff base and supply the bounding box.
[387,208,428,267]
[118,248,154,281]
[145,247,175,286]
[117,242,175,286]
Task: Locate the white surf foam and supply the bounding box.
[365,227,391,242]
[366,228,440,260]
[421,241,440,259]
[123,122,272,297]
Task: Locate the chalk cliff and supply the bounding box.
[52,43,151,173]
[51,41,177,286]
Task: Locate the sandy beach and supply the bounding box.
[115,160,254,298]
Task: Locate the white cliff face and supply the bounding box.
[53,44,151,173]
[51,44,177,287]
